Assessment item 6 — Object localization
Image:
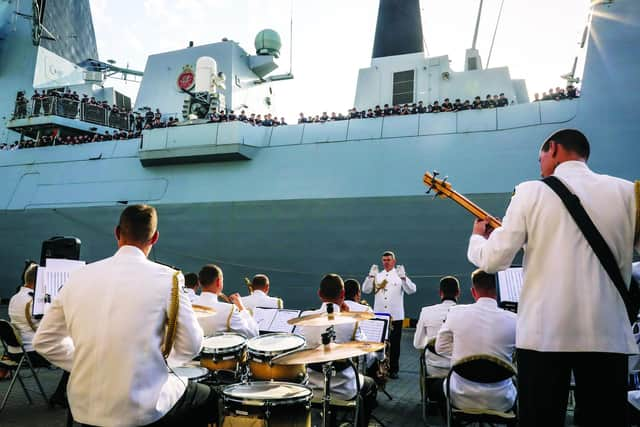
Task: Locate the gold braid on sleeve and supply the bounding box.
[162,270,181,359]
[25,300,37,332]
[351,321,360,341]
[373,279,388,295]
[226,305,235,332]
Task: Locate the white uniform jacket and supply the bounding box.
[33,245,204,427]
[184,287,198,303]
[241,290,283,312]
[435,298,517,412]
[298,302,366,400]
[414,300,456,378]
[343,300,373,312]
[193,291,259,338]
[362,268,416,320]
[468,161,640,354]
[8,286,39,353]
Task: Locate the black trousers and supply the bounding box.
[389,320,403,374]
[144,382,218,427]
[359,376,378,427]
[517,348,628,427]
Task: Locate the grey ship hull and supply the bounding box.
[1,0,639,318]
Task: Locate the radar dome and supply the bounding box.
[255,29,281,58]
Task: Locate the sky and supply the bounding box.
[89,0,591,121]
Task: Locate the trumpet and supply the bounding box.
[218,292,231,303]
[244,277,253,294]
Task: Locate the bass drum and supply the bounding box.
[247,333,307,383]
[221,382,312,427]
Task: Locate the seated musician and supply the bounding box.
[241,274,283,312]
[435,270,516,412]
[183,272,200,302]
[413,276,460,378]
[8,263,69,406]
[298,274,378,426]
[343,279,372,312]
[193,264,259,338]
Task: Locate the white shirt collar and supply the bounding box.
[114,245,147,259]
[475,297,498,308]
[554,160,589,175]
[252,290,266,296]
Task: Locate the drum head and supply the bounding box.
[172,366,209,381]
[202,333,247,354]
[223,382,312,406]
[247,333,306,357]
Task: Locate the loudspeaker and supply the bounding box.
[40,236,81,266]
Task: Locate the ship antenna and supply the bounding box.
[471,0,484,51]
[288,0,294,75]
[486,0,506,69]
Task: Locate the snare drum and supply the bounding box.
[222,382,312,427]
[247,333,307,382]
[200,333,247,373]
[171,365,210,383]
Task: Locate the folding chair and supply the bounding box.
[0,319,48,411]
[445,354,517,427]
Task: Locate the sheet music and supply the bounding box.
[497,267,524,303]
[269,309,301,333]
[374,312,392,339]
[32,258,85,317]
[358,318,387,343]
[252,307,278,331]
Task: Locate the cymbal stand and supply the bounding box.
[321,325,336,427]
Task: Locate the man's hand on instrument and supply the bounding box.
[340,302,351,312]
[396,265,406,279]
[369,264,379,277]
[473,217,495,239]
[228,293,246,311]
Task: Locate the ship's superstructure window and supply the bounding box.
[392,70,415,105]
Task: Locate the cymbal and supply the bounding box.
[271,341,385,365]
[287,311,374,327]
[192,305,216,316]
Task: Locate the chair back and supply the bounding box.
[451,354,516,383]
[0,320,23,349]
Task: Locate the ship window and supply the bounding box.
[468,57,478,71]
[392,70,414,105]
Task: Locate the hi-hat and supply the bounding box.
[271,341,385,365]
[287,311,374,327]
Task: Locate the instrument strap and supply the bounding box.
[162,270,181,359]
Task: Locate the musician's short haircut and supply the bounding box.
[24,263,37,286]
[471,269,496,293]
[439,276,460,299]
[184,272,199,289]
[252,274,269,290]
[382,251,396,259]
[199,264,222,286]
[541,129,590,160]
[118,204,157,244]
[319,274,344,300]
[344,279,361,301]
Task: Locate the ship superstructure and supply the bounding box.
[0,0,638,318]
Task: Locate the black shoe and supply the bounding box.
[389,372,399,379]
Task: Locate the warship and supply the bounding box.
[0,0,638,319]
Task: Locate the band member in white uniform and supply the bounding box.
[343,279,373,312]
[33,205,217,426]
[297,274,378,426]
[183,272,199,302]
[436,270,517,412]
[8,263,69,406]
[468,129,640,426]
[414,276,460,379]
[362,251,416,378]
[241,274,283,312]
[193,264,259,338]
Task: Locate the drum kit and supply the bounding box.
[175,304,384,427]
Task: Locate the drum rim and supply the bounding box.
[171,366,210,381]
[247,333,306,358]
[202,332,248,354]
[222,381,312,406]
